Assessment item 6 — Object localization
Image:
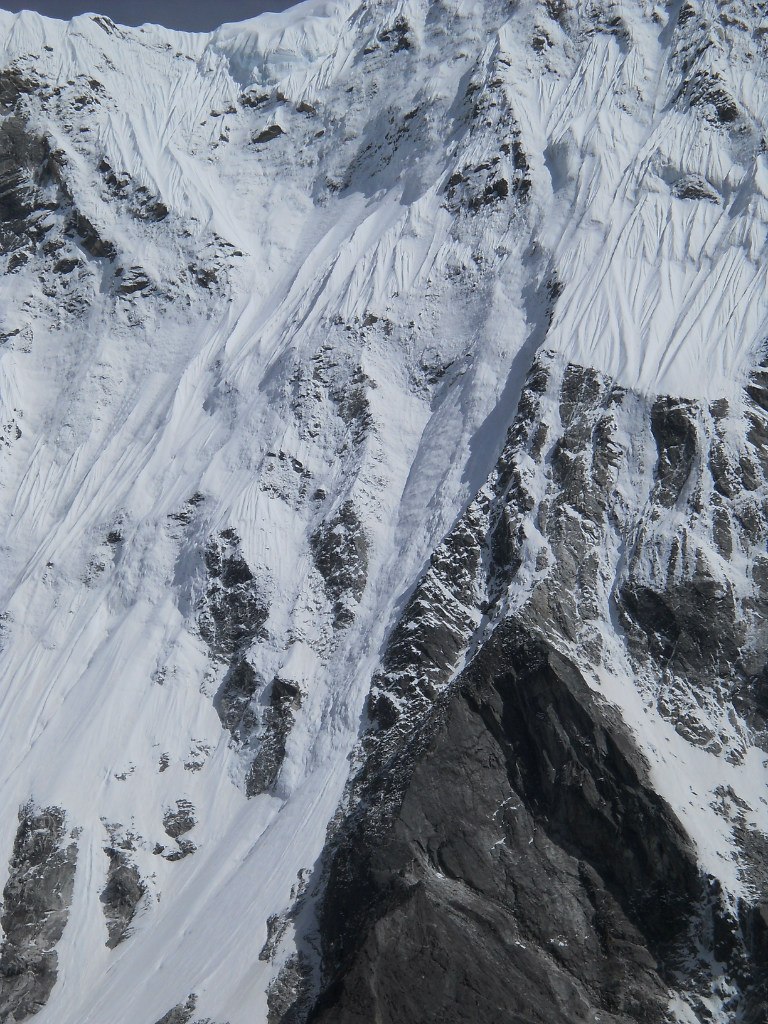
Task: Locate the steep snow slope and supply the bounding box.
[0,1,766,1023]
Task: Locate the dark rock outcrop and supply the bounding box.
[153,991,228,1024]
[214,664,303,798]
[116,265,152,294]
[252,124,285,145]
[259,913,289,963]
[297,353,768,1022]
[199,530,302,796]
[154,994,197,1024]
[310,501,368,627]
[310,623,709,1024]
[443,54,531,214]
[649,397,698,508]
[0,65,40,109]
[215,658,260,739]
[160,800,197,861]
[163,799,196,840]
[0,804,77,1022]
[671,173,720,202]
[0,117,57,261]
[246,677,303,796]
[67,209,115,260]
[198,531,268,662]
[268,956,312,1024]
[685,69,740,124]
[100,847,146,948]
[377,16,412,53]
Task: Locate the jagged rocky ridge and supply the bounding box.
[0,806,77,1023]
[307,355,768,1023]
[0,1,766,1023]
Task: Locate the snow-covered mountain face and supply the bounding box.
[0,0,767,1021]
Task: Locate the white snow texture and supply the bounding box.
[0,1,766,1022]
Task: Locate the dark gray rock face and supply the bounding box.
[252,124,285,145]
[0,101,117,277]
[297,352,768,1023]
[649,397,698,508]
[0,65,40,109]
[0,804,77,1022]
[310,501,368,627]
[152,991,225,1024]
[311,624,706,1024]
[378,15,412,53]
[163,799,196,840]
[246,677,303,797]
[370,506,482,717]
[116,265,152,295]
[214,664,303,797]
[159,800,197,861]
[67,209,115,260]
[215,658,260,740]
[198,530,292,796]
[313,620,768,1022]
[267,956,312,1024]
[199,530,302,795]
[443,47,531,215]
[0,117,57,263]
[671,173,720,202]
[95,158,170,223]
[290,345,373,448]
[100,847,146,948]
[259,913,289,963]
[198,530,268,663]
[154,994,197,1024]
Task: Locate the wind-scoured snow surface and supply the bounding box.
[0,1,766,1022]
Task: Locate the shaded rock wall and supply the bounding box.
[303,351,768,1023]
[100,846,146,948]
[311,624,707,1024]
[0,805,77,1022]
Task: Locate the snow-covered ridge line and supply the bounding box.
[0,1,357,73]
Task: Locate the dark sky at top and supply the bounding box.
[1,1,299,32]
